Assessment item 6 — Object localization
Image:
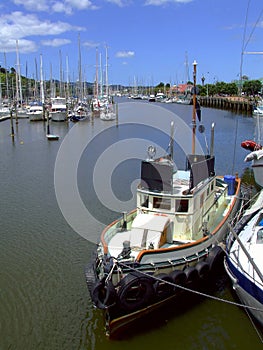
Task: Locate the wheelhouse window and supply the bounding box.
[141,194,149,208]
[257,229,263,244]
[211,181,214,191]
[153,197,171,210]
[175,199,189,213]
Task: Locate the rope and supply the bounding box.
[117,260,263,315]
[245,306,263,343]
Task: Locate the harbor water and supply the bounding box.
[0,99,262,349]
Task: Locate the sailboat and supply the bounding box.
[36,55,59,141]
[224,115,263,327]
[70,35,91,122]
[85,60,242,338]
[99,45,116,121]
[224,189,263,327]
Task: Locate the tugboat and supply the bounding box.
[85,61,242,338]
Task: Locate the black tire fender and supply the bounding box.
[170,269,187,287]
[206,246,225,272]
[184,266,198,285]
[153,273,174,299]
[92,279,116,309]
[117,273,154,312]
[195,261,210,280]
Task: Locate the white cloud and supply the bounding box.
[65,0,98,10]
[12,0,99,13]
[83,41,100,48]
[105,0,131,6]
[52,2,72,14]
[144,0,193,5]
[13,0,49,11]
[0,11,84,53]
[116,50,135,58]
[0,38,37,53]
[41,38,71,47]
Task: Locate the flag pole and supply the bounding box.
[192,60,198,154]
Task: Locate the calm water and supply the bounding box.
[0,99,262,350]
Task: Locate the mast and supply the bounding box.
[4,53,9,104]
[16,40,23,106]
[105,45,109,97]
[169,121,175,160]
[66,55,70,101]
[59,49,63,96]
[191,60,197,154]
[78,33,83,102]
[99,52,103,97]
[40,54,45,105]
[34,58,38,100]
[95,47,99,99]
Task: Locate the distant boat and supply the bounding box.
[70,103,90,122]
[50,97,67,122]
[27,103,43,121]
[100,104,116,121]
[253,104,263,117]
[155,92,166,102]
[148,94,156,102]
[176,96,192,105]
[0,105,10,116]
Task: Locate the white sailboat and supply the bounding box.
[100,46,116,121]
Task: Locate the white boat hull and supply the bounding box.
[50,111,67,122]
[225,258,263,326]
[225,191,263,327]
[28,113,43,121]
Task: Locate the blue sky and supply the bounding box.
[0,0,262,87]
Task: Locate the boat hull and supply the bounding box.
[50,111,67,121]
[28,113,43,121]
[225,258,263,326]
[86,176,241,337]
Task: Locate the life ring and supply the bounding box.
[241,140,262,152]
[169,269,187,290]
[184,266,198,287]
[206,246,225,272]
[153,273,174,300]
[195,261,210,280]
[117,273,154,312]
[92,279,117,309]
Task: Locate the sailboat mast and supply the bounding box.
[16,40,23,106]
[192,60,197,154]
[78,33,83,102]
[4,53,9,104]
[105,45,109,97]
[40,54,45,105]
[95,47,99,99]
[100,53,103,97]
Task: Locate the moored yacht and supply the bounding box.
[224,143,263,327]
[50,97,67,121]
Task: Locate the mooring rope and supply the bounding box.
[117,260,263,315]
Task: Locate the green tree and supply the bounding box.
[242,80,262,96]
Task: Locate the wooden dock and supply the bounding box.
[199,96,254,115]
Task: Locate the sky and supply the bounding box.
[0,0,262,87]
